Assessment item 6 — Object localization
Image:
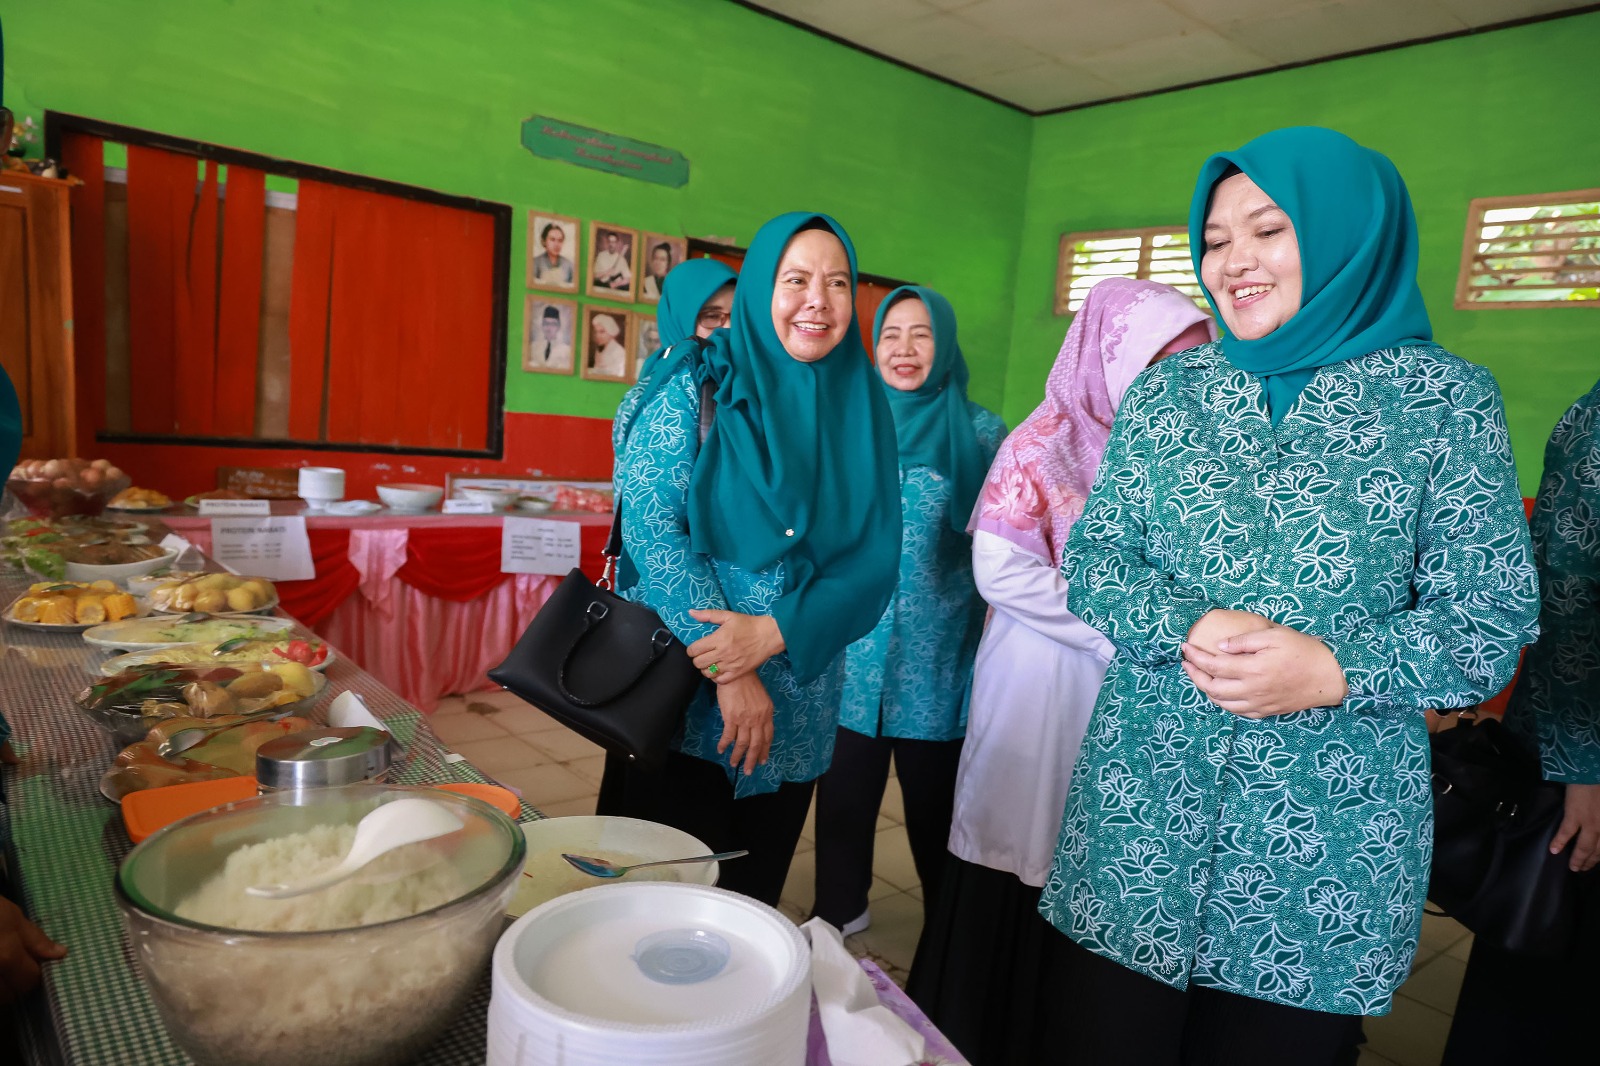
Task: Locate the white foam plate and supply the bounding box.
[509,816,718,918]
[494,882,809,1032]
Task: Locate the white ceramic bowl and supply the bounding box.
[460,487,518,510]
[508,815,719,918]
[376,483,444,511]
[62,549,181,584]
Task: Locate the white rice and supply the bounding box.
[175,823,466,932]
[140,824,504,1066]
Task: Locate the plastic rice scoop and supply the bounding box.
[244,797,465,899]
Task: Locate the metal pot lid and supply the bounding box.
[255,726,392,791]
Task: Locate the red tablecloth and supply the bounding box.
[163,511,611,709]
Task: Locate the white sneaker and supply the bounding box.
[840,908,871,937]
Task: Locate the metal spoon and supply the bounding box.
[246,797,465,899]
[155,708,288,760]
[560,849,749,879]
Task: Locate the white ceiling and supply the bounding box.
[744,0,1588,111]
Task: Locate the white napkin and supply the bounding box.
[327,691,387,733]
[801,918,927,1066]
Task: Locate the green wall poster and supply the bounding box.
[521,116,689,188]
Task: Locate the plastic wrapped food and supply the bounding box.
[99,715,316,800]
[148,573,277,615]
[78,662,326,747]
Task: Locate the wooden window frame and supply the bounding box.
[45,111,513,458]
[1454,187,1600,311]
[1055,225,1200,315]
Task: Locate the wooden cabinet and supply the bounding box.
[0,170,75,460]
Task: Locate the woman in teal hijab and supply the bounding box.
[812,285,1005,936]
[610,257,737,591]
[601,211,901,907]
[1186,125,1432,424]
[1035,127,1538,1060]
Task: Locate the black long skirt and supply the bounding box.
[904,851,1074,1065]
[1441,865,1600,1064]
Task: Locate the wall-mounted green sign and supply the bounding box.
[521,116,689,188]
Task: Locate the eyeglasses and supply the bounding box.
[697,309,730,329]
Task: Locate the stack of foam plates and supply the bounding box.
[488,882,811,1065]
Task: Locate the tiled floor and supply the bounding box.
[434,692,1471,1065]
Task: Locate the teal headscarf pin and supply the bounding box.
[1187,126,1432,424]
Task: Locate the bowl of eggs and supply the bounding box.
[8,458,132,518]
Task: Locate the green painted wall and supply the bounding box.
[0,0,1031,419]
[1010,12,1600,493]
[4,1,1596,486]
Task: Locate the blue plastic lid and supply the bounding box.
[632,928,731,985]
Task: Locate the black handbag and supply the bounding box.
[1428,712,1579,957]
[487,369,715,768]
[487,509,704,768]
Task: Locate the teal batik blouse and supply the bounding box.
[616,362,845,798]
[1040,342,1540,1016]
[1503,377,1600,784]
[837,403,1006,742]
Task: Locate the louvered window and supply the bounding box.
[1455,189,1600,309]
[1055,226,1206,314]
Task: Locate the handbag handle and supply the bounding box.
[557,599,681,707]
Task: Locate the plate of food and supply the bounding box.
[82,615,297,652]
[106,487,173,512]
[1,516,172,582]
[78,660,327,748]
[143,573,278,616]
[4,580,145,631]
[99,636,335,675]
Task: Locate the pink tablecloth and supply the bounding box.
[165,513,611,711]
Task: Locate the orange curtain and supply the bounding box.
[293,181,495,449]
[61,132,106,450]
[171,160,219,436]
[215,164,266,435]
[125,144,195,434]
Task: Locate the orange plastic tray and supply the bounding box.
[121,776,258,843]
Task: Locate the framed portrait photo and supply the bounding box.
[527,212,579,292]
[580,307,634,383]
[638,233,687,304]
[632,315,661,382]
[586,221,639,302]
[523,296,578,375]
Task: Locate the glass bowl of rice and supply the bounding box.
[115,783,525,1066]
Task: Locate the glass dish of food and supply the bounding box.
[7,458,132,518]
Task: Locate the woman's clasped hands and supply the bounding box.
[687,609,785,684]
[1181,609,1349,718]
[687,609,787,775]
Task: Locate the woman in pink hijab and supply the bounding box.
[908,277,1215,1064]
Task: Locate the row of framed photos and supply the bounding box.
[527,212,686,305]
[523,295,659,383]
